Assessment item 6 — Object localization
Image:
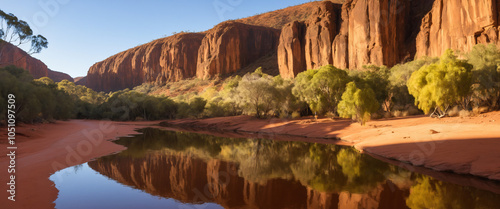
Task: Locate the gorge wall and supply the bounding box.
[415,0,500,58]
[0,42,73,82]
[86,0,500,91]
[86,33,205,92]
[196,22,280,79]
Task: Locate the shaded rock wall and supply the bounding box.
[74,76,87,86]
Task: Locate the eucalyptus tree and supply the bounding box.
[408,49,473,118]
[0,10,48,60]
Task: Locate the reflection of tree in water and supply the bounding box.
[103,128,500,208]
[110,128,398,193]
[407,175,500,209]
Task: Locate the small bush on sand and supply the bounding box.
[447,106,460,117]
[459,110,472,118]
[473,106,489,115]
[291,111,301,119]
[407,106,421,115]
[325,111,336,119]
[392,110,409,117]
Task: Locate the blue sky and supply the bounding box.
[2,0,312,78]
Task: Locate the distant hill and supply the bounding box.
[0,41,73,82]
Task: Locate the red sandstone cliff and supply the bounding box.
[415,0,500,58]
[48,69,73,82]
[86,33,205,92]
[74,76,87,86]
[0,41,73,82]
[86,0,500,90]
[278,0,435,78]
[196,22,280,79]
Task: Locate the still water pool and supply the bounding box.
[50,128,500,209]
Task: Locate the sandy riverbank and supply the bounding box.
[0,120,158,209]
[161,111,500,181]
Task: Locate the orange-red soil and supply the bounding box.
[0,120,158,209]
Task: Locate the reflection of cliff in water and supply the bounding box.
[88,128,500,209]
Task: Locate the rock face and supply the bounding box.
[86,33,205,92]
[196,22,280,79]
[87,22,279,91]
[48,69,74,82]
[74,76,87,86]
[277,21,306,79]
[86,0,500,89]
[278,2,342,78]
[0,42,73,82]
[279,0,435,78]
[415,0,500,58]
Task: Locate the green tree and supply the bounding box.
[467,44,500,109]
[271,75,300,117]
[389,57,439,111]
[158,97,177,119]
[0,66,75,122]
[348,65,391,114]
[189,97,207,118]
[408,49,473,117]
[0,10,48,57]
[337,82,379,125]
[236,69,277,118]
[292,65,349,115]
[0,66,39,122]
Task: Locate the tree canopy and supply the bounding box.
[337,82,379,125]
[292,65,349,115]
[0,10,48,55]
[407,50,473,117]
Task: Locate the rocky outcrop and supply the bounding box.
[277,21,306,79]
[278,0,434,78]
[345,0,412,70]
[74,76,87,86]
[86,22,280,91]
[280,0,500,78]
[48,69,74,82]
[86,33,205,92]
[278,2,342,78]
[415,0,500,58]
[196,22,280,79]
[0,41,73,81]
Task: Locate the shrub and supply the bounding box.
[291,111,301,119]
[337,82,379,125]
[447,106,460,117]
[292,65,349,115]
[459,110,472,118]
[408,49,473,118]
[392,110,403,117]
